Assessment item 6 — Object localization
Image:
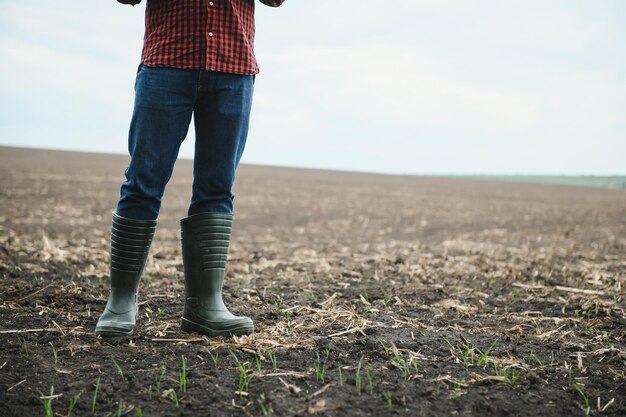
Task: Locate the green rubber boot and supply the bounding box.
[180,212,254,337]
[95,213,157,337]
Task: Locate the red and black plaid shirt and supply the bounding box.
[140,0,284,75]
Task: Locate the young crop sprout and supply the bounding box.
[49,342,58,364]
[390,353,410,380]
[92,377,101,413]
[355,356,364,396]
[179,355,187,393]
[255,354,263,372]
[382,390,393,411]
[156,367,166,394]
[338,366,343,386]
[377,337,390,355]
[462,341,473,367]
[266,349,277,371]
[39,386,54,417]
[230,350,253,397]
[506,368,521,385]
[208,350,220,368]
[315,352,326,383]
[16,334,28,355]
[67,391,82,417]
[113,400,124,417]
[442,335,455,354]
[167,389,180,406]
[453,382,463,393]
[572,383,591,416]
[284,311,294,334]
[477,340,497,368]
[112,357,125,381]
[258,392,273,417]
[366,369,374,395]
[528,348,547,369]
[410,357,419,374]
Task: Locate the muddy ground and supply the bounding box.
[0,146,625,417]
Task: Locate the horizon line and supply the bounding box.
[1,144,625,179]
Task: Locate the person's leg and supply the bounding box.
[179,72,254,337]
[117,65,198,220]
[97,66,198,337]
[188,72,253,215]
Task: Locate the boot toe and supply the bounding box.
[95,321,134,337]
[95,308,137,337]
[181,314,254,337]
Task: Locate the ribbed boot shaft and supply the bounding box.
[111,213,157,273]
[180,212,232,270]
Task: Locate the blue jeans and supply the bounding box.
[116,65,254,220]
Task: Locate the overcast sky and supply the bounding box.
[1,1,625,175]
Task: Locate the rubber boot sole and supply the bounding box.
[95,325,134,338]
[181,317,254,337]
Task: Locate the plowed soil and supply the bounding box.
[1,146,625,417]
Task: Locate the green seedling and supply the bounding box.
[493,361,504,377]
[258,392,273,417]
[16,334,28,355]
[382,390,392,411]
[113,400,123,417]
[266,349,277,371]
[453,382,463,393]
[284,311,294,334]
[92,377,101,413]
[506,368,521,385]
[528,348,555,369]
[144,305,154,321]
[442,335,455,353]
[491,361,521,385]
[273,294,284,310]
[208,350,220,367]
[389,353,410,380]
[355,356,364,396]
[377,337,390,355]
[136,406,143,417]
[338,366,343,386]
[50,342,58,364]
[366,369,374,395]
[528,348,543,368]
[230,351,253,397]
[572,383,590,416]
[179,355,187,393]
[302,290,318,304]
[255,354,263,372]
[315,352,326,383]
[477,340,497,368]
[112,357,125,381]
[167,389,179,406]
[144,304,165,321]
[67,391,82,417]
[462,341,473,367]
[147,385,153,401]
[410,357,420,374]
[156,367,166,394]
[39,387,54,417]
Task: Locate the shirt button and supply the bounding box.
[209,1,214,5]
[208,32,213,37]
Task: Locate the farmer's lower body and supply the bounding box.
[95,65,255,338]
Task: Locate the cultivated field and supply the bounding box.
[0,146,625,417]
